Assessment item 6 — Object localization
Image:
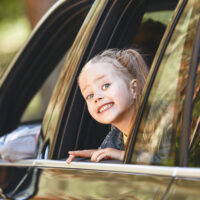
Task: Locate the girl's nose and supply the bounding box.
[94,94,103,103]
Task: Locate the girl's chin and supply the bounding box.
[95,110,120,124]
[96,116,117,125]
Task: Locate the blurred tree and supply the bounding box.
[0,0,29,77]
[0,0,25,20]
[0,0,60,121]
[0,0,57,77]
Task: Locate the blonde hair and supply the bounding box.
[79,49,148,107]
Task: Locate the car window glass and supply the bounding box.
[20,54,65,122]
[189,57,200,166]
[132,10,173,67]
[19,3,92,124]
[130,0,199,166]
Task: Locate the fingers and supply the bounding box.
[91,151,109,162]
[66,150,105,163]
[66,150,96,164]
[68,150,94,158]
[66,148,124,164]
[66,155,75,164]
[91,148,112,162]
[91,148,124,162]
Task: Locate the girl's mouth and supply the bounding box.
[98,103,113,113]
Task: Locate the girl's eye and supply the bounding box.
[86,94,94,100]
[102,83,110,90]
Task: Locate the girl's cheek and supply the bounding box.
[112,88,124,98]
[88,105,95,117]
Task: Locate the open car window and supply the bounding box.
[50,0,179,161]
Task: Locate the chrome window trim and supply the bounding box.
[0,159,200,179]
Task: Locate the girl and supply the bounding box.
[66,49,148,164]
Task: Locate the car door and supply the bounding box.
[0,0,183,199]
[0,0,92,198]
[1,0,199,200]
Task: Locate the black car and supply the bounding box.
[0,0,200,199]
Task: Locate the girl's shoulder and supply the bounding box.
[99,126,124,150]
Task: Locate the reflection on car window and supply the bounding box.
[189,58,200,166]
[132,11,172,67]
[20,54,66,122]
[131,0,199,166]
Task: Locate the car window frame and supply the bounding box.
[181,18,200,166]
[1,158,200,179]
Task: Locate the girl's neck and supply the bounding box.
[113,105,136,136]
[113,114,135,137]
[116,122,132,136]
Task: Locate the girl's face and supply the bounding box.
[79,62,135,127]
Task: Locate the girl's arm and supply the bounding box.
[66,148,124,164]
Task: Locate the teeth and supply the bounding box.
[99,104,113,113]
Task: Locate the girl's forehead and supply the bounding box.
[84,61,114,71]
[79,62,119,88]
[81,62,117,78]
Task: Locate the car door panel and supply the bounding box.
[0,160,174,200]
[33,168,170,200]
[1,160,200,199]
[164,179,200,200]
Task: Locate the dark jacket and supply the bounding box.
[99,126,124,150]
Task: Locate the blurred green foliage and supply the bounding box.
[0,0,26,20]
[0,0,48,122]
[0,0,31,78]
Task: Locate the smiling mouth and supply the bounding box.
[98,103,113,113]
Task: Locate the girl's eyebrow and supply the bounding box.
[82,75,107,92]
[82,85,89,92]
[94,75,106,82]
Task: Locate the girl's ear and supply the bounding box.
[130,79,137,99]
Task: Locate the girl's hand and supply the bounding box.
[66,149,97,164]
[66,148,124,164]
[91,148,124,162]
